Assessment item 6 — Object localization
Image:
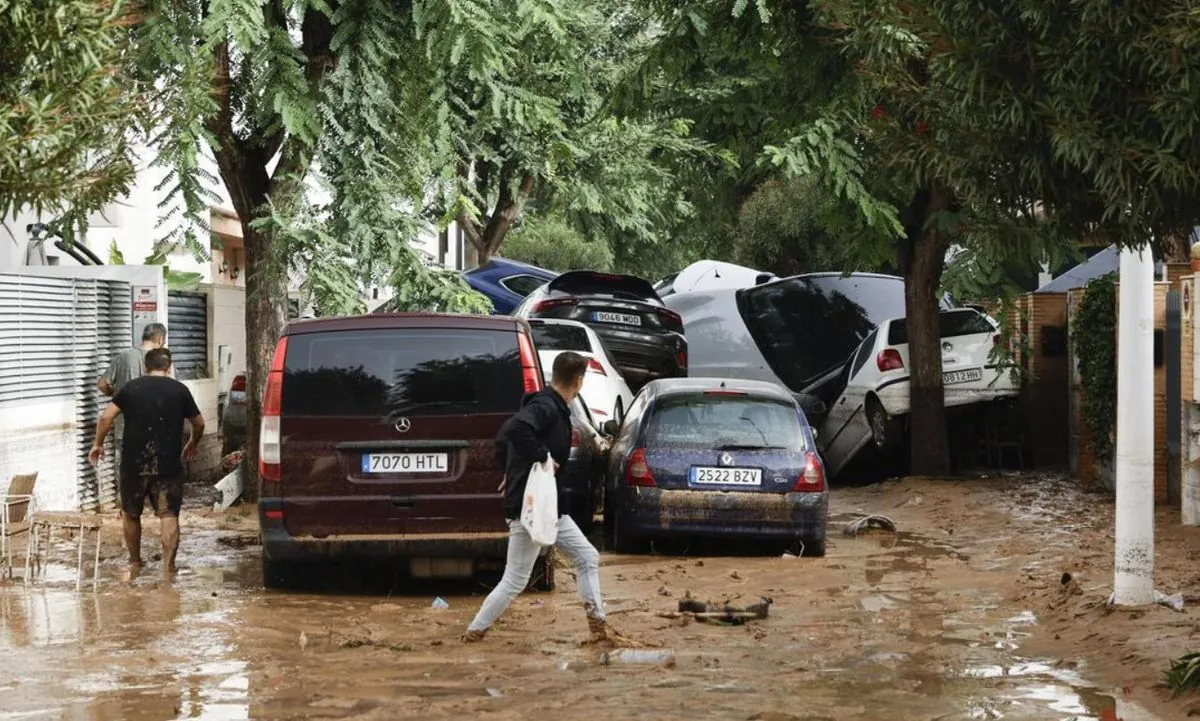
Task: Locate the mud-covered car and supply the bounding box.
[602,378,827,555]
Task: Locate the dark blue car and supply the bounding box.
[603,378,828,555]
[462,258,558,315]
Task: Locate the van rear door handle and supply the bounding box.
[390,497,416,508]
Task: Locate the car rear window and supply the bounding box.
[887,310,994,346]
[530,322,590,352]
[645,394,806,451]
[282,329,523,417]
[737,275,905,390]
[501,274,546,297]
[549,271,661,304]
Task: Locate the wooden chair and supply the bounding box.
[1,472,37,579]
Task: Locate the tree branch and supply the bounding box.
[270,6,335,190]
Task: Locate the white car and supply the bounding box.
[526,318,634,423]
[818,308,1020,477]
[655,260,776,297]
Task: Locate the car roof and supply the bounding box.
[547,270,660,301]
[642,377,796,402]
[463,257,555,277]
[283,313,527,336]
[877,306,988,327]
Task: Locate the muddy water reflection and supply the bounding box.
[0,525,1166,721]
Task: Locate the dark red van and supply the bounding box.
[256,313,550,588]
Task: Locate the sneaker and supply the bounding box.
[461,629,487,643]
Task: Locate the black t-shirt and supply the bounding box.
[113,375,201,477]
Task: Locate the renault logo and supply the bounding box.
[720,453,733,466]
[394,418,412,433]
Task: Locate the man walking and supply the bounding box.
[96,323,167,470]
[464,352,618,643]
[89,347,204,573]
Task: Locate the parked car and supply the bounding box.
[602,378,828,555]
[513,271,688,391]
[819,308,1020,477]
[257,313,555,589]
[564,398,610,534]
[462,258,558,315]
[654,260,776,298]
[665,272,956,427]
[527,318,634,423]
[221,372,247,455]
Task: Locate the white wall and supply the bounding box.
[0,399,78,512]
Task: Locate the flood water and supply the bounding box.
[0,479,1170,720]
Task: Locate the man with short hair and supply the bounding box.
[463,351,617,643]
[89,347,204,572]
[97,323,167,470]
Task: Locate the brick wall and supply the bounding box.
[1016,293,1070,467]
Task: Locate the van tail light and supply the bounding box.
[587,357,607,375]
[533,297,578,314]
[794,452,826,492]
[230,374,247,392]
[657,307,684,332]
[259,337,288,482]
[876,348,904,372]
[570,426,581,448]
[624,448,656,487]
[518,331,543,393]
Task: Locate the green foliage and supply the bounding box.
[0,0,138,234]
[1164,652,1200,696]
[504,216,613,272]
[1072,274,1118,464]
[108,240,203,291]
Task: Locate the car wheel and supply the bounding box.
[867,398,902,457]
[802,538,826,557]
[221,435,242,456]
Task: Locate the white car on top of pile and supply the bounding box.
[818,307,1020,477]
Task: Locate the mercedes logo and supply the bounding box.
[720,452,733,466]
[394,418,412,433]
[942,341,953,352]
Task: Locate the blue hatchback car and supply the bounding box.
[462,258,557,315]
[603,378,828,555]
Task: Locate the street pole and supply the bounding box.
[1113,245,1155,606]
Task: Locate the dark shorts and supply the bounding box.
[120,470,183,518]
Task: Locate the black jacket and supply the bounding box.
[497,388,572,520]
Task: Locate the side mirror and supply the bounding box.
[601,420,620,437]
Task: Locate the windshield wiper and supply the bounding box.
[714,443,787,451]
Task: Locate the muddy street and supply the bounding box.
[1,474,1196,720]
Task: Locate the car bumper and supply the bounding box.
[260,501,510,563]
[592,330,686,383]
[876,368,1019,416]
[613,487,827,541]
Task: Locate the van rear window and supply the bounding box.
[530,323,590,352]
[887,310,994,346]
[282,329,523,417]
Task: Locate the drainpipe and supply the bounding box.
[1112,245,1155,606]
[74,241,103,265]
[54,240,93,266]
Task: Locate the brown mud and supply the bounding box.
[0,474,1197,720]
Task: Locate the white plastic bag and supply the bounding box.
[520,454,558,547]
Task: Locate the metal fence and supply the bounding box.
[167,290,208,380]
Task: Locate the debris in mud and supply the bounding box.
[431,597,450,610]
[215,534,259,549]
[666,592,771,625]
[657,586,673,597]
[842,514,899,542]
[1103,589,1186,612]
[601,648,677,667]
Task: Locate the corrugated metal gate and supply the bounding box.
[168,290,208,380]
[0,274,130,511]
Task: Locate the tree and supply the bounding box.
[1,0,138,235]
[447,1,707,267]
[502,215,613,272]
[132,0,603,498]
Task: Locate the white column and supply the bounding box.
[1113,245,1156,606]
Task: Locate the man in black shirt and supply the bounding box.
[89,347,204,572]
[463,352,617,643]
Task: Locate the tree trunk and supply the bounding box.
[458,164,534,268]
[240,223,287,501]
[898,183,955,477]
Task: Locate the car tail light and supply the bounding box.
[230,374,246,392]
[624,448,656,487]
[794,451,826,492]
[259,337,288,482]
[570,426,581,448]
[877,348,904,372]
[657,307,683,332]
[587,357,607,375]
[533,297,578,314]
[677,348,688,369]
[518,332,543,393]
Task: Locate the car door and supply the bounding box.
[820,329,879,477]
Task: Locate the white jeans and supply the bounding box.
[467,516,605,632]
